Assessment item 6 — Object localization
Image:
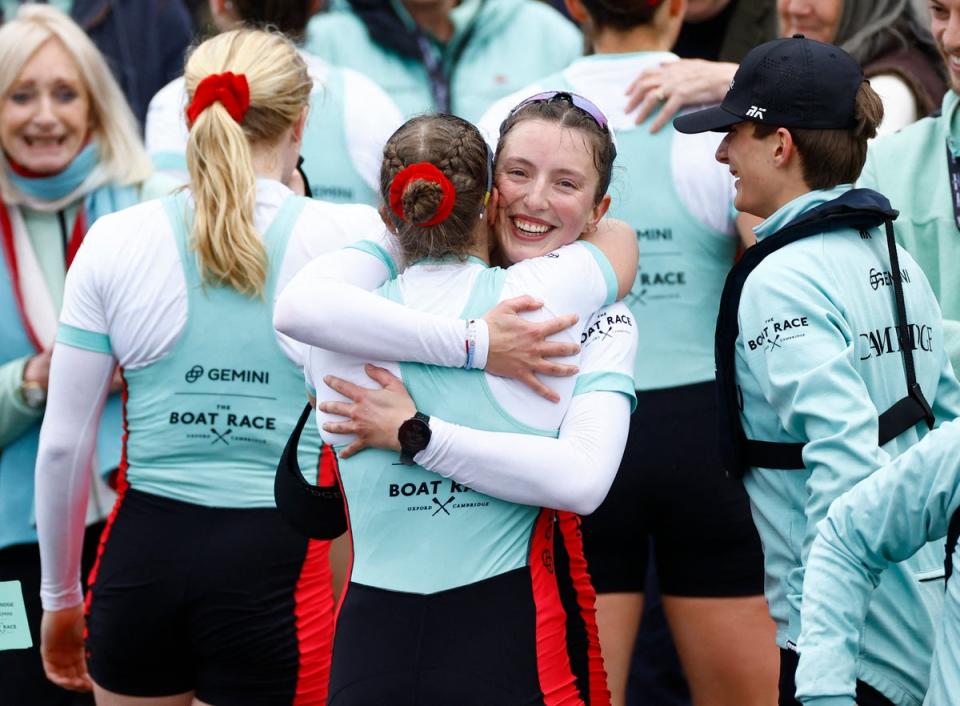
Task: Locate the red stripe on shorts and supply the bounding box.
[556,511,610,706]
[317,442,338,486]
[529,508,585,706]
[331,448,354,625]
[83,369,131,634]
[293,538,335,705]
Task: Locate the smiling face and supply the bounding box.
[0,38,91,175]
[716,122,781,218]
[931,0,960,92]
[494,119,609,264]
[777,0,841,43]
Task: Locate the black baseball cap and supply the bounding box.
[673,35,864,134]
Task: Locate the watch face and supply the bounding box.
[399,418,431,451]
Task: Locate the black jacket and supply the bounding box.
[72,0,194,129]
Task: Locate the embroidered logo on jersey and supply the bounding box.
[581,310,634,347]
[631,270,686,306]
[640,271,685,287]
[388,479,490,515]
[746,316,810,352]
[183,365,270,385]
[859,323,934,360]
[746,106,767,119]
[313,185,354,201]
[869,267,911,291]
[636,227,673,241]
[168,407,277,446]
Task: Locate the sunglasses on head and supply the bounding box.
[501,91,617,161]
[503,91,612,134]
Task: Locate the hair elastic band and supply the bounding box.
[389,163,456,227]
[186,72,250,126]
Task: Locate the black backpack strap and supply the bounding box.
[716,205,894,477]
[715,216,839,476]
[733,218,934,473]
[715,196,937,478]
[881,218,935,433]
[946,507,960,585]
[743,439,804,470]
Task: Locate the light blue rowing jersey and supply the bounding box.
[113,194,322,507]
[337,263,557,594]
[300,66,378,205]
[736,186,960,705]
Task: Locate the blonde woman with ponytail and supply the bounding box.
[34,28,382,705]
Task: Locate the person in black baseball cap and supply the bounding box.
[673,35,960,706]
[673,34,864,135]
[674,34,872,220]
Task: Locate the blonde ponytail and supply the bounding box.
[183,29,311,296]
[186,101,264,295]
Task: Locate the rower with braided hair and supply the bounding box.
[276,108,639,705]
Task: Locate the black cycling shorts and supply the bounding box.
[328,511,609,706]
[581,381,764,597]
[84,487,334,704]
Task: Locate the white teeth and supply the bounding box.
[25,136,62,146]
[951,56,960,67]
[513,218,551,234]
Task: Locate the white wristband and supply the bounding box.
[464,318,489,370]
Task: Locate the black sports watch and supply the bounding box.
[398,412,431,465]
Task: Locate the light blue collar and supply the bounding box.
[754,184,854,241]
[7,143,98,203]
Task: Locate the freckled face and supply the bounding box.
[494,119,606,264]
[0,39,91,175]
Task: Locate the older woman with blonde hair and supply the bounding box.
[0,5,166,704]
[35,25,380,706]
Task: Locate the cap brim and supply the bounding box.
[673,105,743,134]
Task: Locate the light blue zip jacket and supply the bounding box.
[304,0,581,122]
[736,186,960,705]
[859,90,960,376]
[796,417,960,706]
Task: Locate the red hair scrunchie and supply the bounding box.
[388,163,457,227]
[186,72,250,127]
